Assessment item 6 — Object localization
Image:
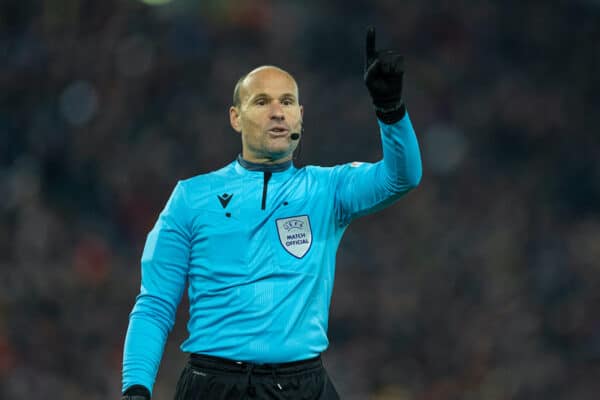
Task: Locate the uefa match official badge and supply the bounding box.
[275,215,313,258]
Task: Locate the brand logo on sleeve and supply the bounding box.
[275,215,312,258]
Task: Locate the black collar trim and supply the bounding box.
[237,154,293,172]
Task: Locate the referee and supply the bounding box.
[121,27,422,400]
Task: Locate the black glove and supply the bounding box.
[122,385,150,400]
[364,26,406,124]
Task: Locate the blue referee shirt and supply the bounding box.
[122,114,422,394]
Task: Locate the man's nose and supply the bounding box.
[269,101,285,120]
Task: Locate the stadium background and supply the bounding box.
[1,0,599,398]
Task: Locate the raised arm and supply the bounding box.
[334,27,422,225]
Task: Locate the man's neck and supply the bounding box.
[240,152,292,165]
[237,154,293,172]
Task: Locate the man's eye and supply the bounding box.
[282,99,293,105]
[256,99,266,105]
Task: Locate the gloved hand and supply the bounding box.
[122,385,150,400]
[364,26,406,124]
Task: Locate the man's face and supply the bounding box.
[230,67,303,163]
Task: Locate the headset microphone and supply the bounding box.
[290,124,303,140]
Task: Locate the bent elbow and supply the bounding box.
[377,158,423,196]
[408,168,422,189]
[391,167,422,194]
[404,157,423,190]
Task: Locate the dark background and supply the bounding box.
[1,0,599,399]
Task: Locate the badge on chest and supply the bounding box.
[275,215,313,259]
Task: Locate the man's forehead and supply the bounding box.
[240,67,298,100]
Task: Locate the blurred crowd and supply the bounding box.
[1,0,599,399]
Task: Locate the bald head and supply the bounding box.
[229,64,303,164]
[233,65,298,108]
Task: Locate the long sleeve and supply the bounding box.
[333,112,422,226]
[122,182,192,395]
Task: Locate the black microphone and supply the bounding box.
[290,125,303,140]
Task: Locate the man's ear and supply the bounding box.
[300,104,304,118]
[230,106,242,133]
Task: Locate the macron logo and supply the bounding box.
[217,193,233,208]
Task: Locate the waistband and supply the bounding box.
[189,353,323,375]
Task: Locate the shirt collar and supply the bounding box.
[236,154,293,173]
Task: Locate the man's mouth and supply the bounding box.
[267,127,289,136]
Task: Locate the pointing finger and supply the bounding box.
[365,26,376,67]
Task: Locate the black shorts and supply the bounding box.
[173,353,340,400]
